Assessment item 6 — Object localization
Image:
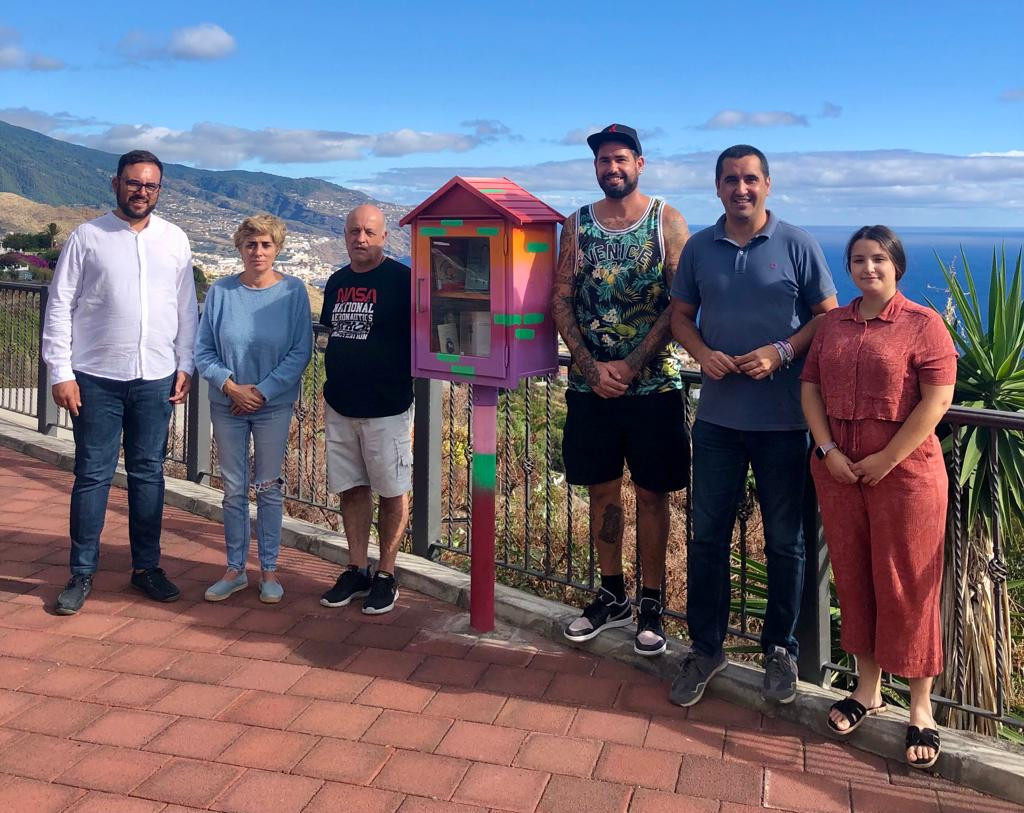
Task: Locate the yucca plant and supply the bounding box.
[927,246,1024,739]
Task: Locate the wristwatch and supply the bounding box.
[814,442,838,460]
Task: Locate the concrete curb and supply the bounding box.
[1,418,1021,805]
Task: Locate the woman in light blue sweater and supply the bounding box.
[195,214,312,603]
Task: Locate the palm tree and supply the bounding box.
[45,223,59,249]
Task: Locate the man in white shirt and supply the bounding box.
[42,150,198,614]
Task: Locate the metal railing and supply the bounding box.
[2,280,1020,735]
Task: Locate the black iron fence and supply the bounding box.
[2,280,1020,736]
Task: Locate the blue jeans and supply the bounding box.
[687,419,811,658]
[211,400,293,572]
[69,371,174,575]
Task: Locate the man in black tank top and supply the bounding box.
[550,124,691,659]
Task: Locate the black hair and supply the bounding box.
[845,225,907,281]
[715,145,769,184]
[117,150,163,178]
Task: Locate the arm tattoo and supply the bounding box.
[550,213,600,388]
[624,206,691,373]
[598,504,624,547]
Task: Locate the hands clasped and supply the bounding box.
[824,449,895,487]
[699,344,781,381]
[223,379,265,415]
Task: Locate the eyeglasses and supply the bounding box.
[119,179,162,194]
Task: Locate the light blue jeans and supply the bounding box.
[211,400,293,572]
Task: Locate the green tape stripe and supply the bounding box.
[450,364,475,376]
[472,452,497,490]
[476,227,499,236]
[479,188,505,194]
[422,227,447,236]
[436,353,460,363]
[523,313,544,325]
[525,242,550,253]
[440,219,463,226]
[515,328,536,340]
[493,313,522,326]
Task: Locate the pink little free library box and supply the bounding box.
[400,177,564,388]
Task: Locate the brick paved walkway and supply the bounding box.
[0,444,1020,813]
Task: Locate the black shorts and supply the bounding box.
[562,389,690,492]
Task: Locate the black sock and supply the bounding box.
[640,586,661,604]
[600,574,626,602]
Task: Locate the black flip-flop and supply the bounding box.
[826,697,886,736]
[906,725,941,769]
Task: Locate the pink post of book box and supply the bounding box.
[401,177,564,388]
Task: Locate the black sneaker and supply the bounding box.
[762,645,798,703]
[55,574,93,615]
[563,587,632,642]
[130,567,180,602]
[634,597,667,656]
[669,649,727,707]
[362,571,398,615]
[320,565,372,608]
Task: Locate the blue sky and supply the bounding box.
[1,0,1022,226]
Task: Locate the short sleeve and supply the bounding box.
[670,239,700,305]
[914,313,958,386]
[800,328,824,385]
[796,235,836,307]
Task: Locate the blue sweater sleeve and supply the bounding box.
[255,281,313,402]
[193,285,234,393]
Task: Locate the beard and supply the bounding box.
[117,195,157,222]
[598,172,638,199]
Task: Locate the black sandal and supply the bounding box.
[826,697,886,736]
[905,725,941,769]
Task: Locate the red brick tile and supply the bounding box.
[144,717,246,760]
[286,667,371,701]
[218,690,311,728]
[409,655,489,688]
[0,775,85,812]
[29,663,115,700]
[220,660,309,693]
[373,750,469,799]
[724,727,804,769]
[65,789,167,812]
[286,615,358,643]
[57,612,132,639]
[0,629,58,659]
[346,623,420,651]
[101,618,187,646]
[89,674,177,709]
[477,663,554,698]
[453,762,549,812]
[530,650,599,675]
[544,672,622,708]
[175,603,251,629]
[133,757,245,807]
[287,699,381,738]
[676,754,763,806]
[100,644,183,677]
[7,696,106,736]
[164,624,245,654]
[222,632,298,661]
[763,767,850,813]
[423,688,507,723]
[149,682,244,719]
[806,740,890,785]
[0,688,39,724]
[536,774,633,813]
[404,630,476,659]
[593,658,661,684]
[74,708,175,747]
[465,640,536,667]
[495,697,576,734]
[936,791,1024,812]
[231,608,302,636]
[362,708,452,751]
[22,635,123,668]
[397,799,486,813]
[595,742,682,791]
[514,732,603,777]
[346,647,424,680]
[56,744,169,793]
[436,720,526,765]
[889,762,972,794]
[685,696,762,729]
[629,787,718,812]
[116,599,195,623]
[851,781,941,813]
[282,638,360,669]
[354,677,438,712]
[218,727,318,771]
[0,731,95,780]
[210,768,323,813]
[569,708,649,746]
[158,652,248,684]
[304,780,403,813]
[293,736,392,784]
[644,718,725,758]
[616,682,687,719]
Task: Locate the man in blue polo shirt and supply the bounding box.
[668,145,837,707]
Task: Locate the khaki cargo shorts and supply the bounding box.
[324,404,413,498]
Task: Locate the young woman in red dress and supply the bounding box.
[800,225,957,769]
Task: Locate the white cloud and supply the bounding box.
[819,102,843,118]
[698,109,809,129]
[168,23,236,61]
[28,54,64,71]
[557,124,664,146]
[0,107,106,133]
[0,27,63,71]
[1000,87,1024,102]
[0,45,23,68]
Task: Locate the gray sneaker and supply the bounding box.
[55,574,93,615]
[669,649,727,707]
[763,645,798,703]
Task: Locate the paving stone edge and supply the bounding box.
[1,418,1021,805]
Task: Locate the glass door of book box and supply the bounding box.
[416,221,507,378]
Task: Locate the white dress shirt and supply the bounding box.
[42,211,198,386]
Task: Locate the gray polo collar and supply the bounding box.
[713,210,779,246]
